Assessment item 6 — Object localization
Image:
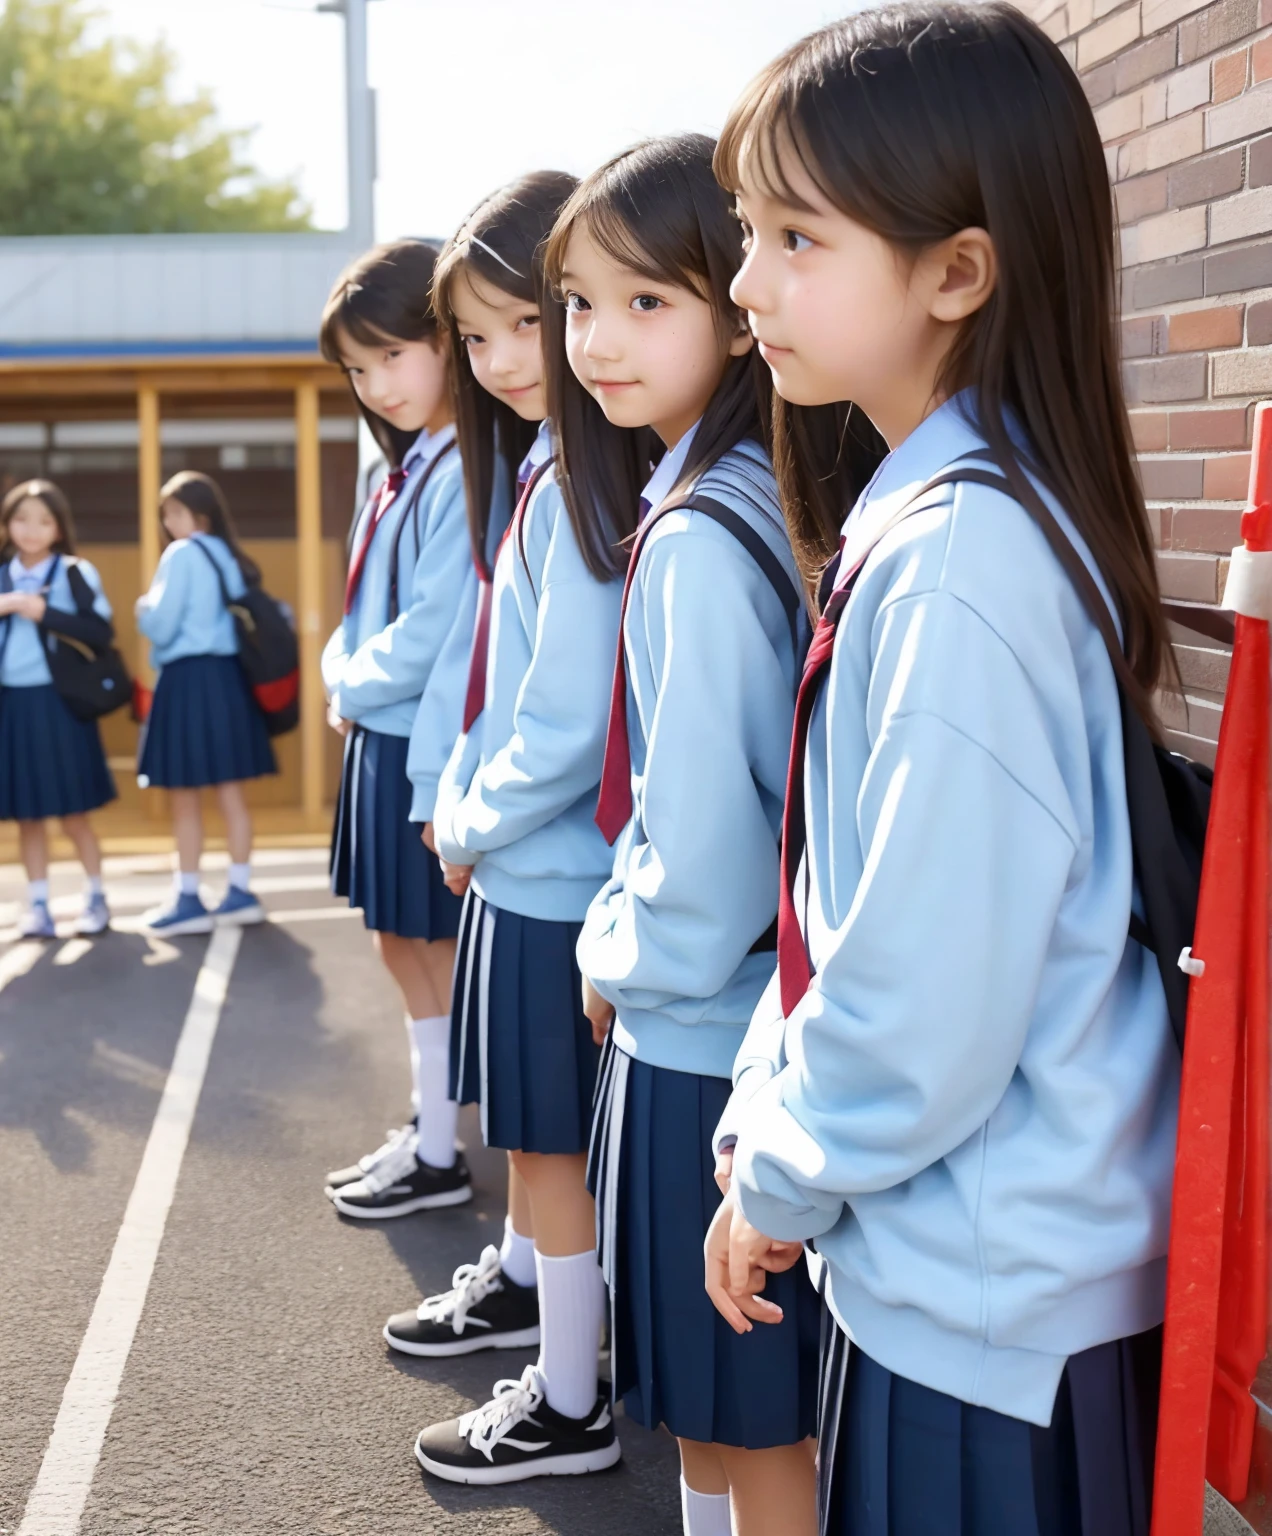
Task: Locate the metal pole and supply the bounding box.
[294,380,326,827]
[330,0,376,246]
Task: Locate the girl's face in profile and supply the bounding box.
[448,268,547,422]
[339,328,450,435]
[560,220,751,449]
[161,498,203,541]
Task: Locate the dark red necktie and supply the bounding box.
[594,498,653,846]
[778,541,869,1017]
[344,467,408,614]
[461,467,540,733]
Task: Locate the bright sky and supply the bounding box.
[90,0,851,240]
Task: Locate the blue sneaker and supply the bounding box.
[144,891,213,937]
[18,900,55,940]
[213,886,266,927]
[76,891,111,936]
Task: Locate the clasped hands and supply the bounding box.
[704,1145,805,1335]
[0,591,46,622]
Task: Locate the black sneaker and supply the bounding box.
[385,1244,540,1357]
[330,1146,472,1220]
[414,1365,621,1485]
[324,1119,417,1194]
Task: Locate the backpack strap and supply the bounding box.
[190,535,235,608]
[387,438,460,622]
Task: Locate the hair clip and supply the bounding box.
[461,232,525,280]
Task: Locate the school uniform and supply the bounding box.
[424,421,619,1155]
[324,425,472,940]
[136,533,275,790]
[719,394,1178,1534]
[578,429,822,1450]
[0,554,116,821]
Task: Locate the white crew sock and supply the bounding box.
[681,1479,733,1536]
[28,879,49,905]
[407,1015,457,1168]
[175,870,199,897]
[86,874,104,897]
[227,862,251,892]
[536,1248,606,1420]
[499,1215,537,1290]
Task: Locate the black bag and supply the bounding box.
[922,454,1216,1050]
[0,557,133,721]
[192,541,299,737]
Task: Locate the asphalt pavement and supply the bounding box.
[0,850,680,1536]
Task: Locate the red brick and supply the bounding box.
[1181,0,1258,63]
[1248,297,1272,341]
[1202,452,1252,498]
[1168,405,1251,447]
[1169,147,1244,205]
[1157,549,1220,600]
[1139,455,1206,497]
[1168,304,1245,349]
[1131,411,1170,449]
[1214,46,1250,98]
[1118,171,1170,222]
[1153,505,1173,545]
[1171,503,1247,546]
[1124,315,1165,356]
[1133,258,1206,307]
[1084,60,1120,107]
[1263,0,1272,29]
[1256,34,1272,80]
[1205,240,1272,293]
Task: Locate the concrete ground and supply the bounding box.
[0,850,679,1536]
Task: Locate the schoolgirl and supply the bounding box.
[553,134,882,1536]
[135,471,273,935]
[705,10,1179,1535]
[405,169,630,1482]
[319,240,476,1219]
[0,480,115,938]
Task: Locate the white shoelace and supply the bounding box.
[458,1365,547,1461]
[417,1245,505,1334]
[357,1123,414,1176]
[356,1132,420,1194]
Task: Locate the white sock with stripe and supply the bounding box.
[681,1479,733,1536]
[535,1248,606,1420]
[407,1014,457,1169]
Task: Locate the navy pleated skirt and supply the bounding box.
[330,725,462,940]
[0,683,116,820]
[818,1314,1161,1536]
[450,890,601,1154]
[138,654,275,790]
[588,1037,821,1447]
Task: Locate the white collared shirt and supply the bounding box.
[639,419,701,520]
[518,418,554,484]
[8,553,54,592]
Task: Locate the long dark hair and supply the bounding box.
[320,239,444,468]
[0,478,77,560]
[716,2,1170,719]
[160,471,261,587]
[432,172,577,578]
[544,133,885,585]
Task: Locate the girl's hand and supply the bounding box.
[439,857,472,897]
[421,823,437,854]
[704,1185,804,1334]
[12,593,45,622]
[714,1144,734,1196]
[0,593,20,616]
[582,976,615,1046]
[326,700,352,737]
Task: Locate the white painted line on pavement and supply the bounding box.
[53,938,93,967]
[0,940,43,992]
[17,926,242,1536]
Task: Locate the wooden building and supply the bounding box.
[0,231,367,851]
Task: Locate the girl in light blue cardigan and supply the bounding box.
[319,240,476,1221]
[707,10,1179,1534]
[0,479,116,938]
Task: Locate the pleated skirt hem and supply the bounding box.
[0,683,116,820]
[137,654,275,790]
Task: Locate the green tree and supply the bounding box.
[0,0,314,235]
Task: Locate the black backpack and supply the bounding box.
[0,557,133,721]
[913,453,1214,1050]
[192,541,299,738]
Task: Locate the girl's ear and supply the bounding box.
[913,227,998,325]
[727,313,755,359]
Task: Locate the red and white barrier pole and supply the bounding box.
[1152,403,1272,1535]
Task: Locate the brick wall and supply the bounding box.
[1026,0,1259,764]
